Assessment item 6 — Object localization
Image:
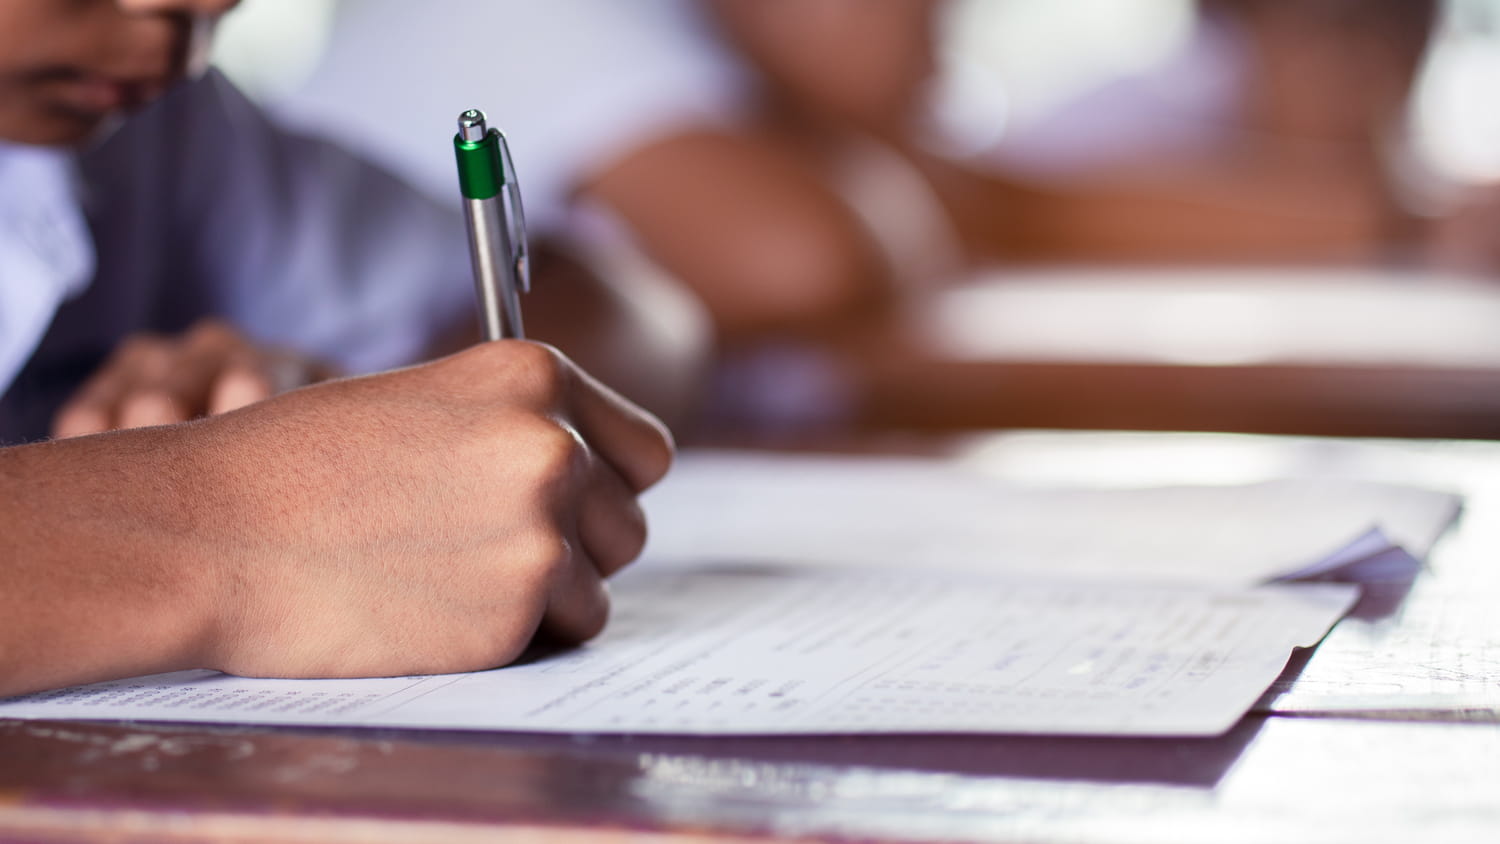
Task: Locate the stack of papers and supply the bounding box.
[641,452,1461,586]
[0,452,1461,738]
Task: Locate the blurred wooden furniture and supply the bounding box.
[849,268,1500,438]
[3,431,1497,843]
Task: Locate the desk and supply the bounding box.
[3,432,1498,843]
[848,268,1500,438]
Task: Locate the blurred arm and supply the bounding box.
[583,129,894,342]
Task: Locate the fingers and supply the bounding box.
[461,341,674,492]
[52,321,313,438]
[527,431,647,646]
[53,335,178,437]
[382,341,668,655]
[50,405,111,440]
[576,456,649,577]
[551,350,675,494]
[150,327,257,418]
[208,357,276,415]
[538,548,612,645]
[537,448,649,646]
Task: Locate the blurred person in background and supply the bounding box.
[1,0,698,444]
[705,0,1500,286]
[278,0,965,341]
[273,0,962,434]
[0,0,463,441]
[944,0,1445,266]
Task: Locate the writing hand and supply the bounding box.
[0,342,673,696]
[196,341,674,678]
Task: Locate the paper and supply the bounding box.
[0,566,1357,737]
[641,452,1462,585]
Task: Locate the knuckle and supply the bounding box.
[501,342,570,405]
[518,418,588,482]
[515,528,573,585]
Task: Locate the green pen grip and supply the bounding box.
[454,130,504,200]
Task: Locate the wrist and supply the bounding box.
[0,427,227,693]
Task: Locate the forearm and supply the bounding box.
[584,130,894,342]
[1011,170,1391,265]
[918,151,1400,266]
[0,428,222,697]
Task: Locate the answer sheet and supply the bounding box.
[0,567,1357,737]
[641,452,1462,585]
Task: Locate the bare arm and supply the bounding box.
[0,342,672,698]
[0,428,222,695]
[583,130,892,342]
[921,155,1406,266]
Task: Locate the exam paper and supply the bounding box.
[641,452,1461,585]
[0,567,1357,737]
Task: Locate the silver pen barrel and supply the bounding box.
[463,195,524,340]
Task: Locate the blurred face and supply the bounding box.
[711,0,944,136]
[0,0,239,145]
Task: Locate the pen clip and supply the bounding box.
[494,130,531,294]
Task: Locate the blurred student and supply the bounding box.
[698,0,1465,271]
[278,0,963,343]
[2,1,698,444]
[1,5,462,442]
[275,0,958,433]
[0,0,673,697]
[952,0,1442,264]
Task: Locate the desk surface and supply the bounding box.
[3,432,1498,843]
[847,268,1500,439]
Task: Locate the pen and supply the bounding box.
[453,109,530,340]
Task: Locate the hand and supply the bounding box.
[186,341,674,679]
[51,319,329,438]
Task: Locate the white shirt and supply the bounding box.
[987,13,1247,174]
[0,143,94,398]
[0,71,474,443]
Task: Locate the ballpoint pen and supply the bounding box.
[453,109,530,341]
